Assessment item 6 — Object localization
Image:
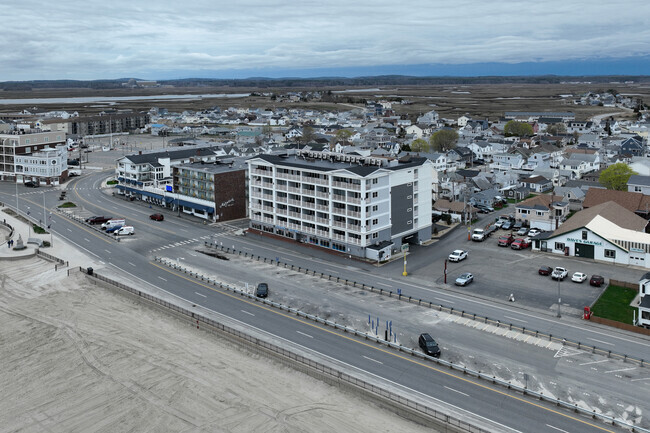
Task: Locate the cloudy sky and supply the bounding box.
[2,0,649,81]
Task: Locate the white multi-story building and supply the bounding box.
[0,130,68,184]
[247,150,434,260]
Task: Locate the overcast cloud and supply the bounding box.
[1,0,649,81]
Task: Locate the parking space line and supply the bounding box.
[524,335,531,343]
[546,341,553,348]
[605,367,635,374]
[579,360,608,366]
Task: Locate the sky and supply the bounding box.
[1,0,649,81]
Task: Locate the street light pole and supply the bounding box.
[557,278,562,318]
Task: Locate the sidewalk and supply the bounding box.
[0,206,96,268]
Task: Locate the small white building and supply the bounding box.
[532,201,650,267]
[637,274,650,328]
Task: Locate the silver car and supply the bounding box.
[455,272,474,286]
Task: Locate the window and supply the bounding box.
[582,230,588,240]
[555,242,565,251]
[372,232,378,239]
[372,178,378,184]
[604,249,616,259]
[635,186,642,192]
[372,219,378,225]
[372,205,378,211]
[372,192,378,198]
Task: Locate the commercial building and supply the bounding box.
[0,130,68,184]
[532,201,650,268]
[247,150,434,260]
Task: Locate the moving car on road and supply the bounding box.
[455,272,474,286]
[571,272,587,283]
[24,181,39,188]
[448,249,468,262]
[551,267,568,280]
[149,213,164,221]
[418,333,441,358]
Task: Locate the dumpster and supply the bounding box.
[87,267,93,276]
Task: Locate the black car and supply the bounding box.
[590,275,605,287]
[418,333,441,358]
[85,216,111,225]
[255,283,269,298]
[538,265,553,276]
[24,181,39,188]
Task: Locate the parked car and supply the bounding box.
[105,224,123,234]
[418,333,441,358]
[571,272,587,283]
[528,228,541,237]
[589,275,605,287]
[471,228,486,242]
[448,249,468,262]
[510,238,530,250]
[551,267,568,280]
[455,272,474,286]
[114,226,134,236]
[85,216,111,225]
[101,219,125,231]
[538,265,553,276]
[516,227,528,236]
[24,181,39,188]
[497,234,514,247]
[255,283,269,298]
[501,221,512,230]
[513,221,523,230]
[494,220,504,229]
[149,213,164,221]
[475,205,490,214]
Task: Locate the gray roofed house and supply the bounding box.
[627,174,650,195]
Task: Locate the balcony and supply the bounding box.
[316,217,329,225]
[332,221,346,228]
[347,196,361,205]
[275,196,288,203]
[346,210,360,218]
[302,214,315,222]
[276,208,288,215]
[251,168,272,176]
[332,181,361,191]
[315,191,330,199]
[332,207,346,216]
[275,183,288,191]
[302,201,316,209]
[315,204,329,212]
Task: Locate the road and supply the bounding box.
[1,172,647,432]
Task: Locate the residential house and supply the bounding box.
[559,153,600,179]
[491,153,525,172]
[620,136,645,157]
[467,140,495,162]
[515,194,570,231]
[638,274,650,328]
[628,175,650,195]
[433,199,476,223]
[471,188,502,208]
[502,186,530,201]
[522,175,553,193]
[583,188,650,219]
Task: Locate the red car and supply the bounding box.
[511,238,530,250]
[497,234,514,247]
[149,213,164,221]
[539,266,552,276]
[589,275,605,287]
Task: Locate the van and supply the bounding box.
[101,219,125,230]
[114,226,134,236]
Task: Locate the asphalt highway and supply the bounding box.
[0,173,645,432]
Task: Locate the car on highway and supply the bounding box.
[418,333,441,358]
[255,283,269,298]
[510,238,530,250]
[149,213,164,221]
[551,267,568,280]
[497,234,514,247]
[589,275,605,287]
[455,272,474,286]
[538,265,553,276]
[85,216,111,225]
[448,249,468,262]
[571,272,587,283]
[24,181,39,188]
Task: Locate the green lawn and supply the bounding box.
[58,202,77,208]
[591,284,638,324]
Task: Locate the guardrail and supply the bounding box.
[152,255,649,433]
[82,265,491,433]
[36,249,68,267]
[201,240,648,368]
[0,219,14,241]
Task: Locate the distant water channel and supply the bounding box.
[0,93,251,105]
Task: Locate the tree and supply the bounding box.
[335,129,353,146]
[504,120,533,137]
[429,129,458,152]
[410,138,430,152]
[299,126,315,144]
[262,124,272,139]
[599,163,637,190]
[546,123,566,136]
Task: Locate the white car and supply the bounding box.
[448,250,468,262]
[528,228,541,237]
[571,272,587,283]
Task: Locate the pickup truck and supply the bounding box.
[471,228,486,242]
[510,238,530,250]
[551,267,568,280]
[497,234,514,247]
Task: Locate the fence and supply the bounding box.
[202,241,648,369]
[36,250,68,267]
[609,279,640,290]
[148,257,649,433]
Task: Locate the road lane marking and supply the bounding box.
[363,355,383,365]
[435,297,454,304]
[241,310,255,316]
[194,292,207,298]
[189,253,197,257]
[444,386,469,397]
[158,276,167,281]
[546,425,569,433]
[588,337,614,346]
[148,261,619,433]
[85,238,90,242]
[128,262,136,267]
[67,228,72,232]
[179,228,188,232]
[605,367,635,374]
[324,268,338,274]
[631,377,650,382]
[579,360,608,366]
[242,247,253,251]
[296,331,313,338]
[375,282,392,287]
[104,249,111,254]
[504,315,528,323]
